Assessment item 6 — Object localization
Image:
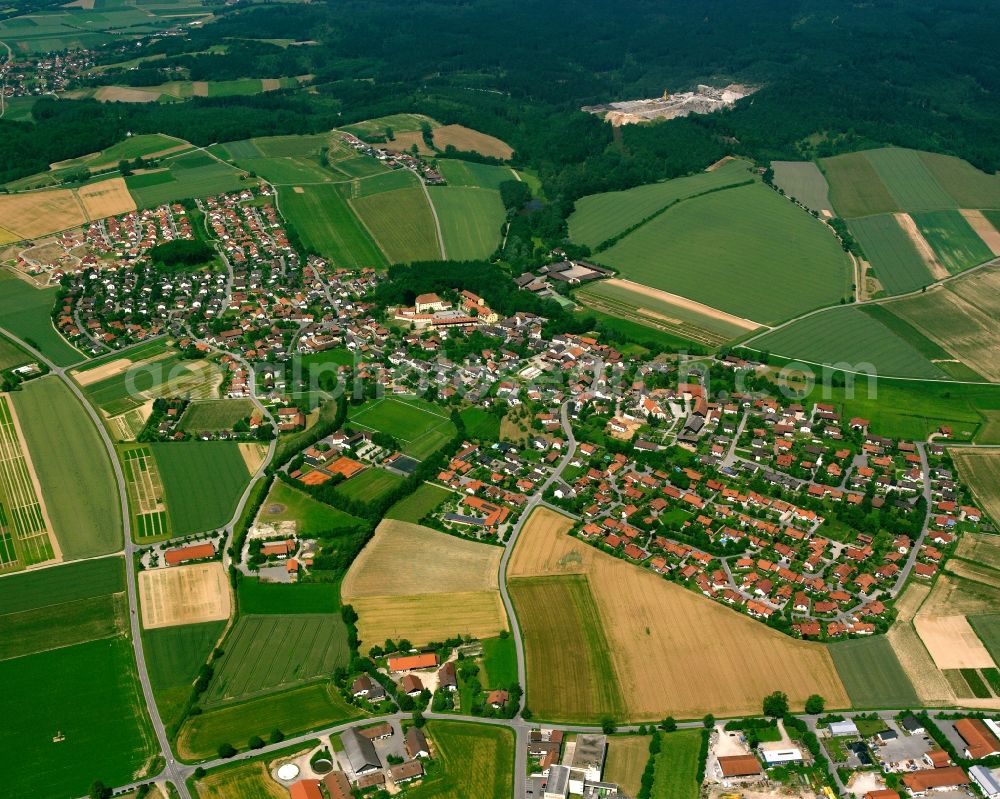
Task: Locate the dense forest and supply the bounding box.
[3,1,1000,215]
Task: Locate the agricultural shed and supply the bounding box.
[903,767,969,792]
[955,718,1000,759]
[388,653,438,672]
[829,720,860,736]
[289,781,323,799]
[164,542,215,565]
[341,727,381,775]
[405,726,429,759]
[323,771,352,799]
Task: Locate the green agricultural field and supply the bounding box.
[864,148,957,211]
[651,730,703,799]
[569,159,752,249]
[151,441,251,534]
[821,151,900,218]
[403,721,514,799]
[745,306,947,379]
[177,682,365,760]
[332,467,405,503]
[351,168,419,197]
[237,579,342,615]
[328,154,393,178]
[126,151,251,208]
[350,186,442,263]
[145,620,226,730]
[82,351,187,415]
[595,181,851,323]
[278,184,386,269]
[829,636,919,708]
[858,305,955,362]
[235,155,332,185]
[384,482,451,523]
[460,407,502,441]
[1,592,125,660]
[510,575,626,722]
[913,210,994,273]
[771,161,833,213]
[0,271,84,366]
[480,635,518,687]
[12,377,124,558]
[430,186,505,260]
[969,615,1000,664]
[0,638,156,798]
[919,151,1000,208]
[0,555,123,613]
[349,396,456,458]
[178,399,255,433]
[75,337,171,373]
[848,214,934,294]
[342,113,436,137]
[437,159,518,190]
[256,480,363,536]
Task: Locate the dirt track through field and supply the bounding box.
[139,562,231,629]
[601,278,761,330]
[894,212,949,279]
[961,209,1000,255]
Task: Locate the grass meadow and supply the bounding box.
[436,159,518,190]
[595,181,851,323]
[278,184,386,269]
[178,399,254,433]
[385,482,452,523]
[829,635,920,708]
[350,186,441,263]
[652,730,704,799]
[848,213,934,294]
[145,620,226,730]
[126,151,249,208]
[460,407,502,441]
[429,186,505,260]
[151,441,250,534]
[919,151,1000,208]
[13,377,124,558]
[237,578,342,615]
[403,721,514,799]
[257,480,363,536]
[0,334,30,370]
[969,615,1000,664]
[822,151,900,218]
[0,271,84,366]
[481,635,518,687]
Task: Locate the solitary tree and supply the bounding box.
[763,691,789,718]
[601,717,617,735]
[412,710,426,728]
[89,781,111,799]
[805,694,825,715]
[218,742,237,759]
[703,713,716,729]
[660,716,677,732]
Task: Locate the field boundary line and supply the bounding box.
[0,628,124,662]
[392,395,452,420]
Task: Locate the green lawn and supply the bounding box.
[126,151,250,208]
[203,614,350,706]
[0,272,84,366]
[12,377,124,558]
[385,482,452,523]
[429,186,505,260]
[237,578,342,614]
[332,467,405,503]
[771,161,833,213]
[913,210,994,273]
[177,682,365,760]
[0,637,156,798]
[651,730,703,799]
[480,635,518,687]
[151,441,251,534]
[746,305,947,379]
[257,480,363,536]
[829,637,919,708]
[403,720,514,799]
[350,186,441,263]
[595,181,851,324]
[278,184,386,269]
[178,399,255,433]
[568,159,752,249]
[145,620,226,730]
[848,214,934,295]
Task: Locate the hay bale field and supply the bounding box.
[0,188,86,238]
[139,562,231,629]
[913,614,996,670]
[952,449,1000,525]
[77,176,136,219]
[342,519,507,647]
[431,124,513,160]
[509,509,848,720]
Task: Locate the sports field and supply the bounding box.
[151,442,251,534]
[177,682,365,760]
[595,181,851,323]
[951,449,1000,526]
[348,396,457,459]
[277,184,386,269]
[848,213,934,294]
[828,637,919,707]
[912,210,994,273]
[145,620,226,729]
[0,271,84,366]
[178,399,255,433]
[204,614,350,706]
[404,721,514,799]
[771,161,833,214]
[350,186,442,263]
[126,150,250,208]
[257,480,363,536]
[651,730,703,799]
[745,306,947,379]
[429,186,505,260]
[385,482,452,523]
[342,519,508,647]
[568,159,751,249]
[12,377,123,559]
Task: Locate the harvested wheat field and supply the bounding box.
[507,507,588,578]
[238,442,268,473]
[961,210,1000,256]
[72,358,133,387]
[955,535,1000,571]
[886,582,955,705]
[914,614,996,669]
[342,519,507,647]
[604,735,652,797]
[78,177,136,219]
[139,562,231,629]
[0,190,86,239]
[93,86,162,103]
[350,591,508,648]
[431,124,513,160]
[0,227,19,245]
[389,130,434,156]
[951,449,1000,525]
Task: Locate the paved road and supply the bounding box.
[889,441,933,597]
